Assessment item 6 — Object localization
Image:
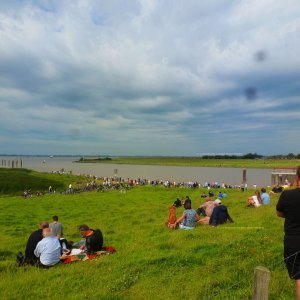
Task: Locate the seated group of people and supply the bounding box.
[16,216,103,268]
[166,196,234,230]
[247,188,270,207]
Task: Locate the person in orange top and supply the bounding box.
[78,224,103,254]
[166,204,177,228]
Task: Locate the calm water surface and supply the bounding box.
[1,156,273,186]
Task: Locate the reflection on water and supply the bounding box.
[0,156,272,186]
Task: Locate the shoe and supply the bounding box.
[16,252,24,266]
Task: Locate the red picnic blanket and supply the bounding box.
[60,246,116,264]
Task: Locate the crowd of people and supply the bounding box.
[166,184,274,230]
[16,216,103,268]
[163,171,300,299]
[166,195,234,230]
[14,161,300,298]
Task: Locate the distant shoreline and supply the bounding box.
[74,156,299,169]
[1,154,299,169]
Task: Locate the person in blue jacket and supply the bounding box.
[209,199,234,227]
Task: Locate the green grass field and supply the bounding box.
[0,168,91,195]
[77,156,300,169]
[0,169,295,299]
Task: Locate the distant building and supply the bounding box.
[271,168,297,186]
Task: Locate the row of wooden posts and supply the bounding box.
[1,159,22,168]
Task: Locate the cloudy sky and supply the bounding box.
[1,0,300,156]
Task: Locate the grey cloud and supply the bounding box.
[0,0,300,155]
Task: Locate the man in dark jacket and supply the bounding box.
[79,224,103,254]
[209,199,234,227]
[17,221,49,266]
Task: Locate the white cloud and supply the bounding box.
[0,0,300,155]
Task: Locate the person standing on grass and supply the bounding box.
[276,166,300,300]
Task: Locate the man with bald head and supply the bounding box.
[34,227,61,267]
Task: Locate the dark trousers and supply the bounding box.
[196,207,206,216]
[284,236,300,280]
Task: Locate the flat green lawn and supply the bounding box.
[0,185,294,299]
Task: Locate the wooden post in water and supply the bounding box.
[252,266,270,300]
[243,169,247,184]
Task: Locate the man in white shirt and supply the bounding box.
[34,228,61,267]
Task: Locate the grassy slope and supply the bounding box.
[0,168,92,195]
[0,176,294,300]
[77,156,300,169]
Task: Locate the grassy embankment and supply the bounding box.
[0,168,294,299]
[77,156,299,169]
[0,168,94,195]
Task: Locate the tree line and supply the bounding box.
[201,153,300,159]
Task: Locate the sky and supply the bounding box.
[0,0,300,156]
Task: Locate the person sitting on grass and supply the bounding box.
[78,224,103,254]
[173,198,182,208]
[166,204,177,229]
[49,215,63,239]
[261,188,270,205]
[49,215,70,251]
[16,221,49,266]
[34,228,62,267]
[247,190,262,208]
[270,184,284,195]
[172,198,200,230]
[209,199,234,227]
[197,196,214,216]
[196,197,215,225]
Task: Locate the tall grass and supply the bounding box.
[0,171,294,299]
